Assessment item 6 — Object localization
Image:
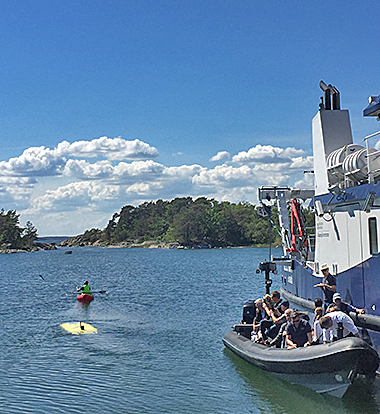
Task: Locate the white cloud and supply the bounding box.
[0,137,313,235]
[294,172,314,189]
[64,159,114,179]
[0,146,66,177]
[192,164,256,188]
[210,151,231,162]
[163,164,204,179]
[0,137,159,181]
[57,137,159,160]
[289,156,314,170]
[126,181,164,196]
[113,160,165,181]
[232,144,305,164]
[0,176,37,186]
[30,181,121,212]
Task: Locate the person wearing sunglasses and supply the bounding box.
[286,311,313,349]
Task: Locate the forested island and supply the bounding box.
[0,209,56,253]
[1,197,314,251]
[60,197,313,249]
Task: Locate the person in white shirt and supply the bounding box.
[319,310,359,343]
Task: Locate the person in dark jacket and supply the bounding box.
[260,301,290,340]
[286,311,313,348]
[327,293,365,315]
[314,263,336,305]
[269,308,293,348]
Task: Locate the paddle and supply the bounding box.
[66,290,107,296]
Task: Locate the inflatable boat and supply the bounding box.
[223,326,379,398]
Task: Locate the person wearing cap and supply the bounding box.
[327,293,365,315]
[314,263,336,305]
[319,310,360,342]
[77,281,91,295]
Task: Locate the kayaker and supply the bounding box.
[77,281,91,295]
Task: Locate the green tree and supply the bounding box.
[22,221,38,248]
[0,210,23,248]
[69,197,290,247]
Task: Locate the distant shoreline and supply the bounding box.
[0,238,281,253]
[59,238,280,250]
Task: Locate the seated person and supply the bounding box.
[271,290,283,313]
[314,297,323,310]
[286,310,313,348]
[327,293,365,315]
[269,308,293,348]
[263,294,275,313]
[312,306,324,344]
[252,299,269,335]
[319,310,359,342]
[260,301,290,341]
[77,281,91,294]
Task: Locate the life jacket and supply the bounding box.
[82,284,91,294]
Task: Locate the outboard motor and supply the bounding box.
[241,300,256,324]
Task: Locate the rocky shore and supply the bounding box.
[59,236,184,249]
[0,241,57,254]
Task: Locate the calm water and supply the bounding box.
[1,247,380,413]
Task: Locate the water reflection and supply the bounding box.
[224,348,380,414]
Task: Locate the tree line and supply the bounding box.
[1,198,315,249]
[0,209,38,250]
[75,197,312,248]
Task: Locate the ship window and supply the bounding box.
[369,217,378,255]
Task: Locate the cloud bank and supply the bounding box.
[0,136,313,235]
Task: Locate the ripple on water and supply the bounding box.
[6,247,377,414]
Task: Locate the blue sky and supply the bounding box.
[0,1,379,236]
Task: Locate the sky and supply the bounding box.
[1,1,379,236]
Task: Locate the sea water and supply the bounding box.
[0,247,380,414]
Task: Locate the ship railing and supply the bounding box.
[361,131,380,184]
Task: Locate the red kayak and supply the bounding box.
[77,293,94,303]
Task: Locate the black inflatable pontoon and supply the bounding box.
[223,328,379,397]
